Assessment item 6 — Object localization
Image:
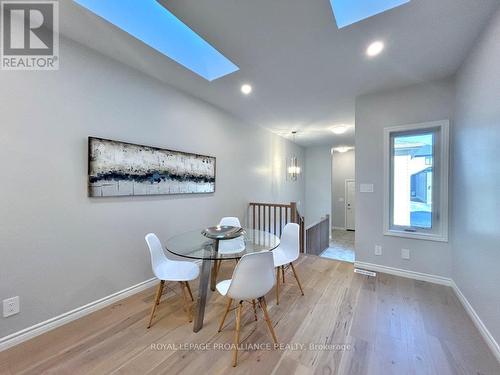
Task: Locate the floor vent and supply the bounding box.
[354,268,377,277]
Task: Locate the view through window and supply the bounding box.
[392,132,433,229]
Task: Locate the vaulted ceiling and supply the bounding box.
[61,0,499,146]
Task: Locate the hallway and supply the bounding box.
[320,229,355,263]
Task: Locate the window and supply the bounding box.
[384,121,449,242]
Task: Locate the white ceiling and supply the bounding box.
[60,0,499,147]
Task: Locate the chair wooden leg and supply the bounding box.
[185,281,194,301]
[218,298,233,332]
[147,280,164,328]
[259,297,278,344]
[252,299,258,321]
[179,281,193,322]
[282,265,285,283]
[156,280,165,306]
[276,267,280,305]
[290,262,304,296]
[232,301,243,367]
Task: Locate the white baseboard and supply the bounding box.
[450,281,500,363]
[353,261,452,286]
[0,277,157,352]
[353,261,500,362]
[332,226,346,231]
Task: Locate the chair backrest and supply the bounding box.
[145,233,169,278]
[227,251,275,300]
[280,223,300,261]
[218,217,245,254]
[219,217,241,227]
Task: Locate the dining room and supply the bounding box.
[2,1,500,374]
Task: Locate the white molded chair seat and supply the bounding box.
[272,223,300,266]
[272,223,304,305]
[152,260,199,282]
[218,217,245,255]
[215,279,231,296]
[272,247,293,268]
[219,251,275,301]
[146,233,199,282]
[215,251,278,367]
[145,233,200,327]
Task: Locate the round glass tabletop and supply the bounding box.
[165,228,280,260]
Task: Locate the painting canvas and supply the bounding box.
[88,137,216,197]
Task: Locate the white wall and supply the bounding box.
[355,79,454,277]
[304,146,332,227]
[331,150,355,229]
[453,8,500,345]
[0,37,304,338]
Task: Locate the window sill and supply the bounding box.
[384,229,448,243]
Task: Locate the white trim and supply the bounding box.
[305,216,329,231]
[353,261,452,285]
[353,261,500,362]
[450,281,500,363]
[383,120,449,242]
[0,277,157,352]
[344,179,355,231]
[383,229,449,242]
[332,226,346,231]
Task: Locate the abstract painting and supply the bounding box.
[88,137,216,197]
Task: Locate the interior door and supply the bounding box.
[346,180,356,230]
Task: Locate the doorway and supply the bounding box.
[320,148,355,263]
[345,179,355,230]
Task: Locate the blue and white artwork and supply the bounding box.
[88,137,215,197]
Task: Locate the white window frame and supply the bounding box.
[383,120,449,242]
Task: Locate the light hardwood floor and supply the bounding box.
[1,255,498,375]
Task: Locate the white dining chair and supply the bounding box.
[145,233,200,328]
[218,217,245,255]
[214,216,246,277]
[216,251,278,367]
[273,223,304,305]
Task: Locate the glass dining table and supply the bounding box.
[165,228,280,332]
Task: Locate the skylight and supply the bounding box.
[329,0,410,28]
[74,0,239,81]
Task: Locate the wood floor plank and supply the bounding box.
[367,333,410,375]
[278,260,344,369]
[1,255,498,375]
[271,356,312,375]
[312,264,363,374]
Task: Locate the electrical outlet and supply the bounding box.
[374,245,382,256]
[401,249,411,260]
[3,296,20,317]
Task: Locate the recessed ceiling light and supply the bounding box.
[330,125,348,134]
[241,84,252,95]
[366,41,384,57]
[333,146,354,153]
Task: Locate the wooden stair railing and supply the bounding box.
[248,201,305,253]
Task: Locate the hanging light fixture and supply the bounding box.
[288,131,301,181]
